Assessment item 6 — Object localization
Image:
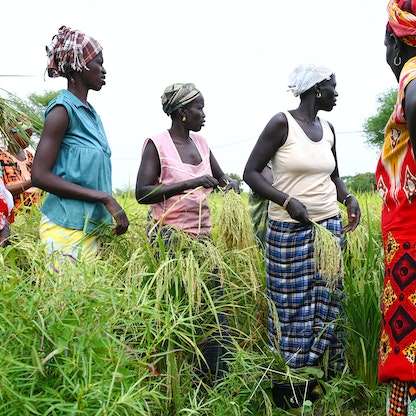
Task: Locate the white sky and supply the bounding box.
[1,0,396,191]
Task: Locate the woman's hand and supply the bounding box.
[216,174,240,194]
[103,196,129,236]
[285,197,310,224]
[223,179,240,193]
[343,196,361,232]
[192,175,220,189]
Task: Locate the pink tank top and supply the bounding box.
[144,130,213,237]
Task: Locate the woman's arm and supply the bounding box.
[5,180,32,196]
[135,140,220,204]
[244,113,286,201]
[209,152,240,193]
[244,112,310,224]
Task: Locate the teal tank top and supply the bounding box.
[40,90,113,234]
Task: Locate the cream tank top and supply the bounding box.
[268,111,339,223]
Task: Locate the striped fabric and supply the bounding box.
[386,380,416,415]
[161,83,200,115]
[266,215,345,369]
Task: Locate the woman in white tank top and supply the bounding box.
[243,64,361,408]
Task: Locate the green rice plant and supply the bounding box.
[341,194,386,408]
[216,190,256,251]
[0,191,388,415]
[0,261,167,414]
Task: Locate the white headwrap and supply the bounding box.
[287,64,333,97]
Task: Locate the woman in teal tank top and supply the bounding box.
[32,26,129,260]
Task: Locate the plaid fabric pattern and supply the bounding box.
[46,26,102,78]
[266,215,344,369]
[0,149,38,210]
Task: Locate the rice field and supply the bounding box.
[0,191,385,415]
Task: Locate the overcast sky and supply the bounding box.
[2,0,396,191]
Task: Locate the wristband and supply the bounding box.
[343,194,353,206]
[282,195,292,209]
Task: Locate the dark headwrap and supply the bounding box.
[46,25,103,78]
[161,83,201,116]
[387,0,416,47]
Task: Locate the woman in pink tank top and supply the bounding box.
[135,83,239,384]
[136,83,239,238]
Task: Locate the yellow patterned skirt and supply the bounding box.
[39,214,99,261]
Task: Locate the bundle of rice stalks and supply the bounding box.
[311,220,343,290]
[0,90,43,149]
[216,190,256,251]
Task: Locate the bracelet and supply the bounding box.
[282,195,292,209]
[343,194,353,206]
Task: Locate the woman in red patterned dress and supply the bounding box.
[377,1,416,414]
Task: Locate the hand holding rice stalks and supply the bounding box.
[311,220,343,290]
[217,190,256,251]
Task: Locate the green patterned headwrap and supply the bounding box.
[161,83,200,116]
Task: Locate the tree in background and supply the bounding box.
[342,172,376,193]
[19,90,58,121]
[363,87,397,150]
[5,90,59,135]
[227,172,243,188]
[0,89,59,150]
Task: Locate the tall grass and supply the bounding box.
[0,192,386,415]
[341,194,385,407]
[310,193,386,415]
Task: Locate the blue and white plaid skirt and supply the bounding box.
[266,214,345,369]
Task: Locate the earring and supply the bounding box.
[182,116,187,122]
[316,91,322,99]
[394,56,402,67]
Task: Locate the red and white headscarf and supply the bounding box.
[46,25,102,78]
[0,179,13,230]
[387,0,416,47]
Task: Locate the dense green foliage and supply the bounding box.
[10,90,58,130]
[0,193,386,415]
[363,88,397,150]
[342,173,376,193]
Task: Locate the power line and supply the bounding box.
[212,130,365,149]
[111,129,367,159]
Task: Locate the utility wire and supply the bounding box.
[112,130,366,160]
[212,130,365,149]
